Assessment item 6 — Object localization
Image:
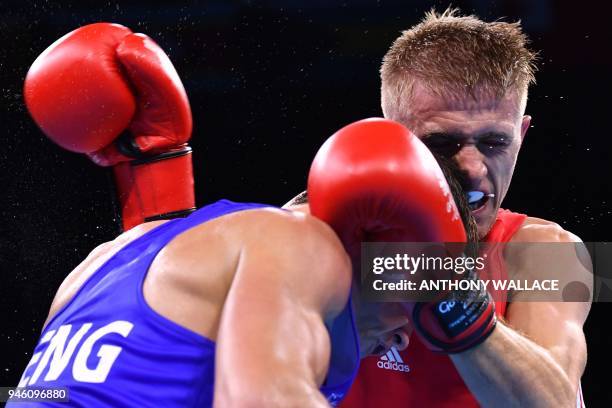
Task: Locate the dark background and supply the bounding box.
[2,0,611,405]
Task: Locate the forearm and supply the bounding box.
[451,322,575,407]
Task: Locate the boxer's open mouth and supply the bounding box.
[467,191,494,212]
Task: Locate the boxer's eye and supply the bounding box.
[478,134,510,153]
[423,135,462,157]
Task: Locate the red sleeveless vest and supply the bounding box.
[340,209,527,408]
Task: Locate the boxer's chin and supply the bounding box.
[472,199,497,239]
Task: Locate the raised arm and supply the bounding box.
[213,211,352,407]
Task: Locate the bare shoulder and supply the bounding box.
[153,207,351,297]
[148,207,351,334]
[505,216,592,306]
[235,207,352,317]
[234,207,350,278]
[511,216,581,243]
[506,216,585,274]
[165,207,345,259]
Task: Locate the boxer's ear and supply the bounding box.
[520,115,531,141]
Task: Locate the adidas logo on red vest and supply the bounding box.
[377,347,410,372]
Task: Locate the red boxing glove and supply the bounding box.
[308,118,496,353]
[24,23,195,230]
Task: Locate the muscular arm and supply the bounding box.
[213,213,352,407]
[451,220,591,407]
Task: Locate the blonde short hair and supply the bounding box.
[381,8,537,121]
